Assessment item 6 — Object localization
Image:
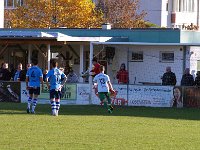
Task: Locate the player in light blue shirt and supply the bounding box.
[46,59,67,116]
[26,59,43,114]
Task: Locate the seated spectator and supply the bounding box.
[181,68,194,86]
[116,63,129,84]
[162,66,176,85]
[195,71,200,86]
[66,68,78,83]
[0,62,12,81]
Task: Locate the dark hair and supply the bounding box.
[120,63,126,70]
[50,59,58,67]
[100,65,105,71]
[92,57,98,62]
[31,58,38,65]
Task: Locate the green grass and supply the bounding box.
[0,103,200,150]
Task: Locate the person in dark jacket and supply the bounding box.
[195,71,200,86]
[0,62,12,81]
[162,66,177,86]
[181,68,194,86]
[18,63,32,81]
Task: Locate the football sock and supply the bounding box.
[51,101,56,115]
[27,97,32,109]
[103,99,108,109]
[107,97,111,105]
[56,101,60,113]
[32,99,37,112]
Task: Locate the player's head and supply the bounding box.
[18,63,22,70]
[31,58,38,66]
[100,65,105,72]
[92,57,98,65]
[50,59,58,68]
[26,63,31,69]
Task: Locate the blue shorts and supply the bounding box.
[50,89,61,99]
[29,87,40,95]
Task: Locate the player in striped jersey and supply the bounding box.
[46,59,67,116]
[93,65,115,113]
[26,59,43,114]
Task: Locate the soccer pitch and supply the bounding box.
[0,103,200,150]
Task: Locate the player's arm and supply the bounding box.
[93,76,98,86]
[61,74,67,87]
[108,81,114,92]
[26,76,29,90]
[46,77,50,90]
[40,76,44,90]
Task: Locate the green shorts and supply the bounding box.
[98,92,111,102]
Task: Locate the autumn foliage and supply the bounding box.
[5,0,103,28]
[5,0,149,28]
[96,0,147,28]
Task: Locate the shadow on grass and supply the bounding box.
[0,102,200,120]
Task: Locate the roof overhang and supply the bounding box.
[91,42,200,46]
[57,35,113,42]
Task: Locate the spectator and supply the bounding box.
[43,69,48,82]
[66,68,79,83]
[181,68,194,86]
[59,67,65,73]
[162,66,177,86]
[90,57,100,77]
[18,63,32,81]
[13,63,23,81]
[194,71,200,86]
[0,62,12,81]
[116,63,129,84]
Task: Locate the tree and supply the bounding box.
[96,0,147,28]
[4,0,103,28]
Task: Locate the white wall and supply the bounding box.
[138,0,199,28]
[127,45,184,85]
[185,46,200,78]
[175,12,198,27]
[0,0,4,28]
[139,0,167,27]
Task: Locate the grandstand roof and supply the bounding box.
[0,28,199,45]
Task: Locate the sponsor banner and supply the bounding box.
[76,84,90,104]
[128,85,174,107]
[0,81,21,103]
[183,87,200,108]
[92,84,128,106]
[39,84,76,100]
[21,82,28,103]
[172,86,183,108]
[21,82,78,104]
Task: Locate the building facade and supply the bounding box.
[0,28,200,86]
[0,0,4,28]
[139,0,200,29]
[93,0,200,29]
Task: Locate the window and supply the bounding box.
[130,51,143,62]
[159,51,174,62]
[4,0,23,8]
[166,1,168,11]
